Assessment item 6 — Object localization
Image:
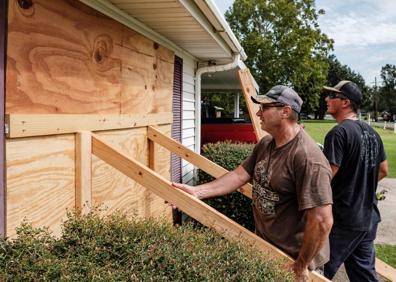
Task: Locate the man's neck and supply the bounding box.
[271,123,300,148]
[335,110,358,123]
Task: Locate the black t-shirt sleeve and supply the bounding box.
[377,132,387,163]
[323,128,345,167]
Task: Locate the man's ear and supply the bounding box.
[282,106,292,118]
[342,99,351,109]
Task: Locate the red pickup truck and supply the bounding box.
[201,118,257,145]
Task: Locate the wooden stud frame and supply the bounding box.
[90,132,329,282]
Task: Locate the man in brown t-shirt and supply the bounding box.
[173,85,333,281]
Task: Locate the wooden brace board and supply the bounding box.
[238,69,268,140]
[147,126,252,198]
[91,132,329,282]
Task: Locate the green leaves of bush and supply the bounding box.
[0,212,292,281]
[199,142,255,231]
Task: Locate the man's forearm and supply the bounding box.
[195,166,251,199]
[294,205,333,271]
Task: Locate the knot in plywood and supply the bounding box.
[92,34,113,66]
[17,0,34,17]
[18,0,33,9]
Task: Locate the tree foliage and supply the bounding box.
[315,55,368,119]
[225,0,333,112]
[379,64,396,114]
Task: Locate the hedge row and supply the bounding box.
[0,211,292,281]
[199,141,255,231]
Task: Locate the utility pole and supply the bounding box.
[374,76,378,122]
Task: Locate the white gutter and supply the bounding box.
[194,54,242,153]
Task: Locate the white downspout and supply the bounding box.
[194,54,241,154]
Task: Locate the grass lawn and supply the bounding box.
[303,120,396,178]
[376,244,396,268]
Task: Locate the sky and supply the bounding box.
[213,0,396,87]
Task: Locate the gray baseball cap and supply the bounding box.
[251,85,303,113]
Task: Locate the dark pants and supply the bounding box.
[324,224,378,282]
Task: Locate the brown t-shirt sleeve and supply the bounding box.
[295,158,333,211]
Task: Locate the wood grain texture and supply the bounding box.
[75,131,92,215]
[6,0,122,113]
[6,113,173,138]
[91,127,171,221]
[145,124,172,220]
[6,0,174,115]
[6,135,75,237]
[376,258,396,281]
[120,48,173,114]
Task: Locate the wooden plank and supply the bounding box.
[238,69,268,140]
[376,258,396,281]
[91,133,328,281]
[75,131,92,215]
[6,113,173,138]
[147,126,252,198]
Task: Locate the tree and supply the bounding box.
[379,64,396,116]
[315,55,367,119]
[225,0,333,112]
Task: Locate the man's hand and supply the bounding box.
[172,182,202,199]
[287,262,309,282]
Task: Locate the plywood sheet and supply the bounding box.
[6,135,75,237]
[120,48,174,114]
[6,0,175,115]
[6,0,123,114]
[92,127,172,220]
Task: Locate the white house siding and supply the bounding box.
[177,53,197,185]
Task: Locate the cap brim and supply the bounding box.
[251,95,277,104]
[322,86,342,93]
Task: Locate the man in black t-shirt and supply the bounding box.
[322,81,389,281]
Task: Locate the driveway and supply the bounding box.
[376,178,396,245]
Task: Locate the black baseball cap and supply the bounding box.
[251,85,303,113]
[323,80,362,105]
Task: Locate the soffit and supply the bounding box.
[108,0,233,62]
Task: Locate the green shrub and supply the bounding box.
[199,141,255,231]
[0,212,292,281]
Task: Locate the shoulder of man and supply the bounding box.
[295,130,331,166]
